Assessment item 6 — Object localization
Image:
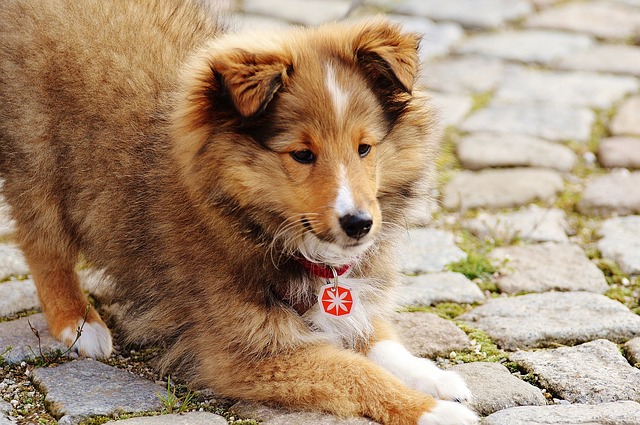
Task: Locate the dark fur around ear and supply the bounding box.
[353,21,421,95]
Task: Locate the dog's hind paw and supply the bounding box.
[60,319,113,359]
[418,400,479,425]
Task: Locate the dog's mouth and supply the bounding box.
[297,216,373,266]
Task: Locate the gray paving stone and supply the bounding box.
[421,56,509,94]
[231,401,378,425]
[105,412,227,425]
[456,133,577,171]
[229,14,292,32]
[599,137,640,169]
[626,337,640,366]
[385,15,464,60]
[32,359,165,425]
[494,68,638,109]
[578,171,640,216]
[398,228,466,274]
[597,215,640,275]
[483,401,640,425]
[0,244,28,280]
[398,272,485,307]
[0,314,68,364]
[0,196,14,237]
[557,44,640,76]
[456,30,593,64]
[451,362,546,416]
[510,339,640,404]
[242,0,351,26]
[392,312,471,358]
[460,101,595,142]
[0,278,39,316]
[0,400,15,425]
[442,168,564,211]
[611,95,640,136]
[463,205,569,243]
[371,0,532,29]
[459,292,640,350]
[488,242,608,294]
[525,1,640,40]
[430,92,472,126]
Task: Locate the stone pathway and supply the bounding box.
[2,0,640,424]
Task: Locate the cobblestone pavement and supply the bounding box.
[2,0,640,424]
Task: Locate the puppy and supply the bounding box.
[0,0,478,423]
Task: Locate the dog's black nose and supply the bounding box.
[339,212,373,239]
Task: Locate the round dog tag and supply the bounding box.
[318,283,355,317]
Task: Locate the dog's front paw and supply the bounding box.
[416,368,472,403]
[418,400,479,425]
[59,318,113,359]
[368,340,472,402]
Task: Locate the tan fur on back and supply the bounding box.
[0,1,446,423]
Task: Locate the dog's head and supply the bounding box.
[172,19,434,266]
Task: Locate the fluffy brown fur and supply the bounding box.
[0,1,477,423]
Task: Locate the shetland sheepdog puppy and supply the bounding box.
[0,0,477,423]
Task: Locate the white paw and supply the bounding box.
[368,340,472,402]
[60,320,113,359]
[416,368,473,403]
[418,400,479,425]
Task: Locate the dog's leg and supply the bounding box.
[14,206,112,358]
[358,318,477,423]
[208,343,476,425]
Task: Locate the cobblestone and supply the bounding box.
[443,168,563,211]
[460,100,595,142]
[105,413,227,425]
[392,312,471,358]
[597,215,640,274]
[510,339,640,404]
[578,171,640,216]
[456,30,593,64]
[398,228,466,273]
[459,292,640,350]
[483,401,640,425]
[557,44,640,76]
[0,278,39,317]
[398,272,485,306]
[525,1,640,40]
[0,314,68,364]
[32,359,165,425]
[451,362,546,416]
[463,206,569,243]
[611,95,640,136]
[456,133,577,171]
[421,56,509,94]
[494,68,638,109]
[242,0,351,26]
[599,136,640,169]
[370,0,533,29]
[231,402,378,425]
[488,242,608,294]
[0,244,28,280]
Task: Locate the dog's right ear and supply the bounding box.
[210,51,292,118]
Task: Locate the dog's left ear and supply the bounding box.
[353,21,421,94]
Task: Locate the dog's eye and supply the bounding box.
[358,144,371,158]
[290,149,315,164]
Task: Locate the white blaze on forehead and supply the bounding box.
[335,164,356,216]
[325,63,350,118]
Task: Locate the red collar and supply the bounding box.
[296,258,351,279]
